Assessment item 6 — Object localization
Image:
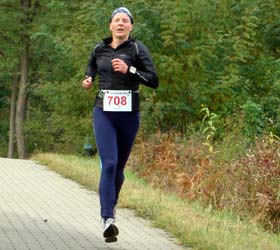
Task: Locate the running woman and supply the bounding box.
[82,7,158,243]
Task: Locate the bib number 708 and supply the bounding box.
[103,90,132,112]
[107,95,127,106]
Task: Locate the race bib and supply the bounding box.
[103,90,132,112]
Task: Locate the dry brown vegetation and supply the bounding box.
[128,132,280,233]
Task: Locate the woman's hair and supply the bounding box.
[110,7,133,24]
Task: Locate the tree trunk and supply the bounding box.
[15,0,32,159]
[7,75,18,158]
[15,49,29,159]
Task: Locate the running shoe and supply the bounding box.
[102,218,119,242]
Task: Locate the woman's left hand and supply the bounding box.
[111,59,129,74]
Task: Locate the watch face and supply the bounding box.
[130,66,136,74]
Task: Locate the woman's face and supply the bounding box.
[110,13,133,40]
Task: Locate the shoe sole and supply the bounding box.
[103,224,119,238]
[105,236,118,243]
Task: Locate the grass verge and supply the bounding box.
[32,153,280,250]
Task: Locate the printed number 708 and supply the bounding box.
[108,96,127,106]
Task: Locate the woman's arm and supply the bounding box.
[129,40,159,89]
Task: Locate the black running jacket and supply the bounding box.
[85,37,159,111]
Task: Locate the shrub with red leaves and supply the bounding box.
[128,132,280,233]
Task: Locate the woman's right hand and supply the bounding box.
[82,76,92,90]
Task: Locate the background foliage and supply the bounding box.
[1,0,280,154]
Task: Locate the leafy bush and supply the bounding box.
[228,136,280,232]
[128,131,280,233]
[241,101,265,142]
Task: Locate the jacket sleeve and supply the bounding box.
[85,44,99,80]
[133,41,159,89]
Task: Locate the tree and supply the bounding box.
[15,0,39,158]
[7,74,18,158]
[0,0,20,157]
[1,0,40,158]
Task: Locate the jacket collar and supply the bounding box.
[103,36,134,48]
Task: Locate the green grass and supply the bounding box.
[32,153,280,250]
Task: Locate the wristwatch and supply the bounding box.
[129,66,137,74]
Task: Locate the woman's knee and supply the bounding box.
[101,160,117,177]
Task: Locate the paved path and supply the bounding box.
[0,158,185,250]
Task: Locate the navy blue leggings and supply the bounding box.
[93,107,140,218]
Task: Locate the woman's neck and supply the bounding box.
[110,36,129,49]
